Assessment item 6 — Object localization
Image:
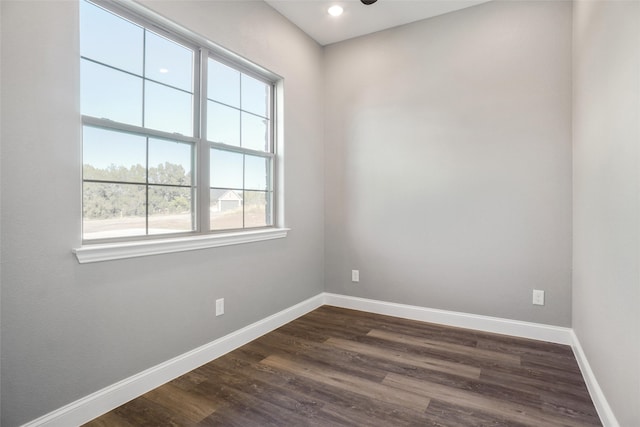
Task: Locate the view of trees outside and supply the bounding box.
[83,162,191,219]
[82,161,271,239]
[82,162,194,239]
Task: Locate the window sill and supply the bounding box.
[73,228,290,264]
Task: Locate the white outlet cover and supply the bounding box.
[532,290,545,306]
[216,298,224,316]
[352,270,359,282]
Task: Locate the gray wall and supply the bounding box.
[572,1,640,425]
[324,1,573,326]
[0,1,324,425]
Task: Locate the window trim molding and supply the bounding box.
[73,227,290,263]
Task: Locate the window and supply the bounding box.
[80,0,276,244]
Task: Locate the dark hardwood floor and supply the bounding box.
[84,306,601,426]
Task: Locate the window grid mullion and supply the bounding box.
[141,29,146,130]
[191,47,202,233]
[82,116,198,144]
[142,31,149,235]
[207,99,269,121]
[208,141,274,159]
[145,137,149,235]
[239,72,245,229]
[199,48,210,233]
[81,57,193,96]
[84,179,191,189]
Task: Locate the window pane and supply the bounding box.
[81,60,143,126]
[83,127,146,183]
[207,102,240,146]
[80,0,143,75]
[244,191,270,228]
[145,31,193,92]
[242,113,269,152]
[83,182,146,239]
[148,138,192,185]
[208,59,240,108]
[241,74,269,118]
[245,155,268,191]
[210,189,243,230]
[144,81,193,136]
[148,186,193,234]
[210,149,243,189]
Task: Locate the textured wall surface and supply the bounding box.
[324,1,573,326]
[572,1,640,425]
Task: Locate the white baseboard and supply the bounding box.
[570,331,620,427]
[323,293,573,345]
[21,294,324,427]
[22,292,615,427]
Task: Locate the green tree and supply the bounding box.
[83,162,191,220]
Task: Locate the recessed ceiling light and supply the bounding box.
[159,68,169,74]
[328,5,343,17]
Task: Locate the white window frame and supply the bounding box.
[73,0,287,263]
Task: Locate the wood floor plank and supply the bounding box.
[317,306,498,347]
[367,328,522,366]
[383,372,599,427]
[479,364,596,402]
[167,369,210,392]
[540,391,602,425]
[190,377,320,426]
[207,352,426,426]
[194,362,328,421]
[324,337,482,379]
[112,396,194,427]
[520,354,584,381]
[81,411,137,427]
[424,399,531,427]
[257,331,388,383]
[142,383,220,424]
[84,306,601,426]
[261,354,431,413]
[210,350,432,426]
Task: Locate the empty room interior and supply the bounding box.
[1,0,639,426]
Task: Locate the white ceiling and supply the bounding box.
[265,0,491,46]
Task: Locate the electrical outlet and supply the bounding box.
[352,270,360,282]
[216,298,225,316]
[532,290,545,306]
